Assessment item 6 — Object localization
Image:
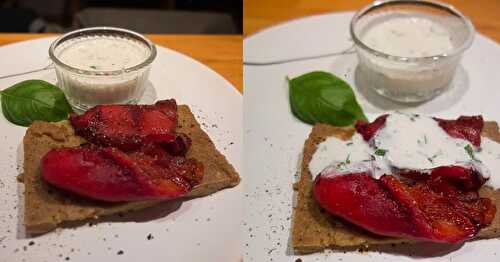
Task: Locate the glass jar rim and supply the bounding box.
[349,0,475,63]
[48,26,157,76]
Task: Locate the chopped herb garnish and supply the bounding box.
[336,154,352,170]
[427,151,441,163]
[427,154,437,163]
[417,135,428,145]
[89,65,97,69]
[346,142,353,146]
[464,144,482,163]
[336,161,347,169]
[374,149,387,156]
[465,144,474,158]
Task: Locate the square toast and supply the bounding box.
[22,105,240,234]
[292,121,500,254]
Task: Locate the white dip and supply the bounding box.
[54,35,152,109]
[362,16,453,57]
[309,112,500,189]
[356,13,461,102]
[58,37,149,71]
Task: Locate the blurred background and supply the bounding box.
[0,0,242,34]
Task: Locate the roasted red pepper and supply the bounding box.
[42,99,203,202]
[314,168,495,243]
[354,114,388,141]
[41,145,203,202]
[434,116,484,147]
[70,99,186,153]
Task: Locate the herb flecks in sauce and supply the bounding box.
[374,149,387,156]
[309,112,500,189]
[465,144,482,163]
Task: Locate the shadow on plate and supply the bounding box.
[56,200,183,230]
[325,54,470,115]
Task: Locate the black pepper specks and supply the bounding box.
[117,250,124,255]
[146,233,154,240]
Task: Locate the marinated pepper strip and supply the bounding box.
[314,169,495,243]
[70,99,187,154]
[41,145,203,202]
[41,99,203,202]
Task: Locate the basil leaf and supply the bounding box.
[0,80,73,127]
[288,71,367,126]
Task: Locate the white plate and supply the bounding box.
[0,37,242,262]
[243,12,500,262]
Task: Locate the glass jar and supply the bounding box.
[350,0,474,103]
[49,27,157,111]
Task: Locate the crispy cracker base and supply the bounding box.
[292,122,500,254]
[23,105,240,234]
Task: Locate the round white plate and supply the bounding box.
[243,12,500,262]
[0,37,242,262]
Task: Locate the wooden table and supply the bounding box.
[0,34,243,93]
[244,0,500,43]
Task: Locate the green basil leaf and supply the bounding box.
[0,80,73,127]
[288,71,367,126]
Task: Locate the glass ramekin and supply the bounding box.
[350,0,474,103]
[49,27,157,111]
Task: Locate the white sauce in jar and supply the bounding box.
[309,112,500,189]
[355,13,465,102]
[53,35,152,109]
[58,37,149,71]
[362,16,453,57]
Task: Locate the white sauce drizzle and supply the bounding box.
[373,113,472,171]
[476,138,500,188]
[309,112,500,189]
[309,134,373,176]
